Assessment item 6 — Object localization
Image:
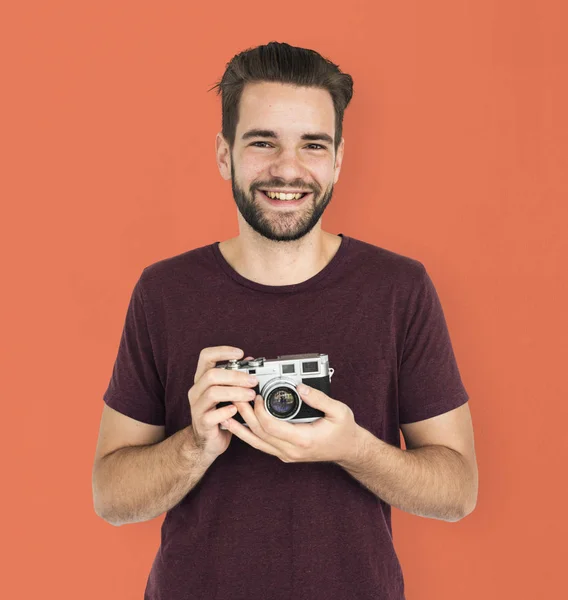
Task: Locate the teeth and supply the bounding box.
[265,191,306,201]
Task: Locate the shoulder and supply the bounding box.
[345,234,426,287]
[137,242,218,299]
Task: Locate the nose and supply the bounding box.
[268,148,308,182]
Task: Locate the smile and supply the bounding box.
[257,190,311,207]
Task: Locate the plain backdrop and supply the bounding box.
[1,1,566,598]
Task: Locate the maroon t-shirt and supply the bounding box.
[102,233,469,600]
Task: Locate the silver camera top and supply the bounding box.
[219,353,333,379]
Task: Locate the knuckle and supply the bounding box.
[189,385,201,404]
[195,373,208,389]
[201,385,214,401]
[283,449,300,462]
[265,424,279,437]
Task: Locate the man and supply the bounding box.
[92,41,478,600]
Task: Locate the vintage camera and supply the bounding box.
[215,353,334,427]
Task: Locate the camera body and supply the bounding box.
[215,353,334,427]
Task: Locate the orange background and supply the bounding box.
[2,1,566,598]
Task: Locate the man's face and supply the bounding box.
[218,82,344,242]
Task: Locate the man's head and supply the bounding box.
[210,42,354,242]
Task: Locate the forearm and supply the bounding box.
[92,426,215,527]
[336,427,476,522]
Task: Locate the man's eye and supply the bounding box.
[251,142,326,150]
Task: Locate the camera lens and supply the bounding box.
[266,386,299,419]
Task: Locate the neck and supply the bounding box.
[218,230,342,287]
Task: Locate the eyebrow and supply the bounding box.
[241,129,334,145]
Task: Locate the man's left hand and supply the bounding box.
[223,383,365,464]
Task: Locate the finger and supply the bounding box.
[237,396,305,453]
[194,346,244,384]
[223,417,281,457]
[297,385,342,419]
[190,358,253,409]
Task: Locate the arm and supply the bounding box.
[93,426,215,527]
[336,402,478,522]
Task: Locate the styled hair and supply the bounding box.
[208,41,354,154]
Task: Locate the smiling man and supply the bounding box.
[93,41,477,600]
[217,79,344,286]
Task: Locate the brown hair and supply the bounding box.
[208,41,354,155]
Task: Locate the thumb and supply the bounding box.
[297,383,340,417]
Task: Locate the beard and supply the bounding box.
[229,159,335,242]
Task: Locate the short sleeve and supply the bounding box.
[398,265,469,424]
[102,274,166,425]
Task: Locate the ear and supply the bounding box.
[216,132,231,181]
[334,137,345,184]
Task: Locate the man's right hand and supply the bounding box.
[188,346,257,462]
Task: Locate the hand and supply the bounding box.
[222,383,364,464]
[188,346,256,462]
